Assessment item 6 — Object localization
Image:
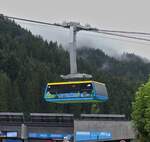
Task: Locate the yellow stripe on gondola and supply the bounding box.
[47,80,92,86]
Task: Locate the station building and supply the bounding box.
[0,112,135,142]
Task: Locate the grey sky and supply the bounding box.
[1,0,150,59]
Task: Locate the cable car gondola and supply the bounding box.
[44,80,108,103]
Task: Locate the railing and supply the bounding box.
[80,114,126,121]
[0,112,24,122]
[0,112,74,127]
[0,112,126,123]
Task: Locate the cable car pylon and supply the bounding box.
[60,22,92,80]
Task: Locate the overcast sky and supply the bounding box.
[1,0,150,59]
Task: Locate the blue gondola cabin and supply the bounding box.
[44,80,108,103]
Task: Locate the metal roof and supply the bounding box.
[30,113,74,117]
[80,114,125,118]
[0,112,24,116]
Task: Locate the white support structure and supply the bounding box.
[61,22,92,80]
[69,26,77,74]
[21,124,28,142]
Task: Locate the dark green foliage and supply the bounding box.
[0,72,11,111]
[0,15,150,118]
[132,78,150,141]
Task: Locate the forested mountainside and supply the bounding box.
[0,15,150,119]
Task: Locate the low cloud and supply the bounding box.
[17,21,150,61]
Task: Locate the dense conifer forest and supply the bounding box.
[0,15,150,119]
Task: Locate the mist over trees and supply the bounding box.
[0,15,150,119]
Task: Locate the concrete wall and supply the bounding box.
[0,120,136,141]
[0,123,73,138]
[74,120,135,141]
[28,126,73,134]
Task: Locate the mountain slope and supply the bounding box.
[0,15,150,119]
